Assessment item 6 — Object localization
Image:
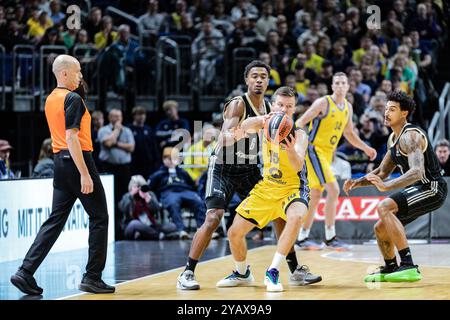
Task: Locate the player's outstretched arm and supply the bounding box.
[295,97,327,129]
[374,130,426,191]
[285,129,308,172]
[239,114,271,134]
[343,151,396,195]
[342,104,377,161]
[217,99,245,148]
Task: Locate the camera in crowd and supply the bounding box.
[140,184,150,193]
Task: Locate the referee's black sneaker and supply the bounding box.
[79,274,115,294]
[10,268,43,296]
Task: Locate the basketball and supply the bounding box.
[264,112,294,144]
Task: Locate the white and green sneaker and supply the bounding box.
[216,266,255,287]
[264,268,283,292]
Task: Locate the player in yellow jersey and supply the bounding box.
[295,72,377,250]
[216,87,322,292]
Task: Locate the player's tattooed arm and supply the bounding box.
[343,151,395,195]
[239,114,271,134]
[381,130,426,190]
[219,99,245,147]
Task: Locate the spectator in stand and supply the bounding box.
[118,175,177,240]
[148,146,206,239]
[32,138,54,178]
[155,100,190,149]
[85,7,102,42]
[259,52,281,95]
[0,19,30,52]
[303,38,324,74]
[98,108,135,239]
[48,0,65,25]
[385,53,416,95]
[255,2,277,42]
[328,41,354,74]
[192,19,225,91]
[211,1,234,37]
[292,62,310,98]
[183,123,218,183]
[139,0,166,36]
[166,0,190,32]
[0,140,14,180]
[37,26,64,48]
[129,106,160,178]
[91,110,104,171]
[316,60,333,91]
[408,31,433,70]
[348,78,366,117]
[28,10,53,42]
[378,79,391,96]
[435,139,450,176]
[284,73,304,103]
[381,9,404,43]
[407,3,442,41]
[350,69,372,103]
[352,36,373,67]
[297,19,327,52]
[94,15,117,50]
[292,11,310,39]
[230,0,259,23]
[360,64,378,94]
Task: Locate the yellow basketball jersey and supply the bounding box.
[307,95,349,152]
[261,129,308,189]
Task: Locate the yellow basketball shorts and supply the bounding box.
[235,180,309,229]
[305,145,336,190]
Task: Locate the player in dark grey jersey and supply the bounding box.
[344,90,447,283]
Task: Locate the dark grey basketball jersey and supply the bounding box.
[388,123,444,183]
[213,94,271,166]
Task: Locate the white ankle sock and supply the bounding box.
[269,252,286,271]
[235,260,247,275]
[325,225,336,241]
[298,228,310,241]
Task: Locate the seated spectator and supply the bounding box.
[84,6,102,42]
[303,39,324,74]
[32,138,54,178]
[284,73,305,103]
[119,175,177,240]
[297,20,326,52]
[94,15,117,50]
[166,0,190,32]
[407,3,442,41]
[435,139,450,176]
[292,63,311,97]
[331,151,352,181]
[48,0,65,25]
[255,2,277,41]
[155,100,190,149]
[183,123,218,183]
[328,42,354,74]
[129,106,160,178]
[191,20,225,90]
[211,1,233,37]
[0,140,14,179]
[315,60,333,91]
[148,147,206,239]
[259,52,281,95]
[385,54,416,95]
[28,10,53,42]
[139,0,166,36]
[378,79,393,95]
[350,69,371,103]
[358,113,389,167]
[352,36,373,67]
[230,0,259,23]
[0,19,30,52]
[408,31,433,70]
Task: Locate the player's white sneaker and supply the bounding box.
[264,268,283,292]
[177,270,200,290]
[216,266,255,287]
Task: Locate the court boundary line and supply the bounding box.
[56,244,273,300]
[321,250,450,269]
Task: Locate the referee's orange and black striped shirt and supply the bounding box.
[45,87,93,153]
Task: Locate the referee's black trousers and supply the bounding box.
[21,151,109,280]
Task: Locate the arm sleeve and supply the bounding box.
[64,92,86,130]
